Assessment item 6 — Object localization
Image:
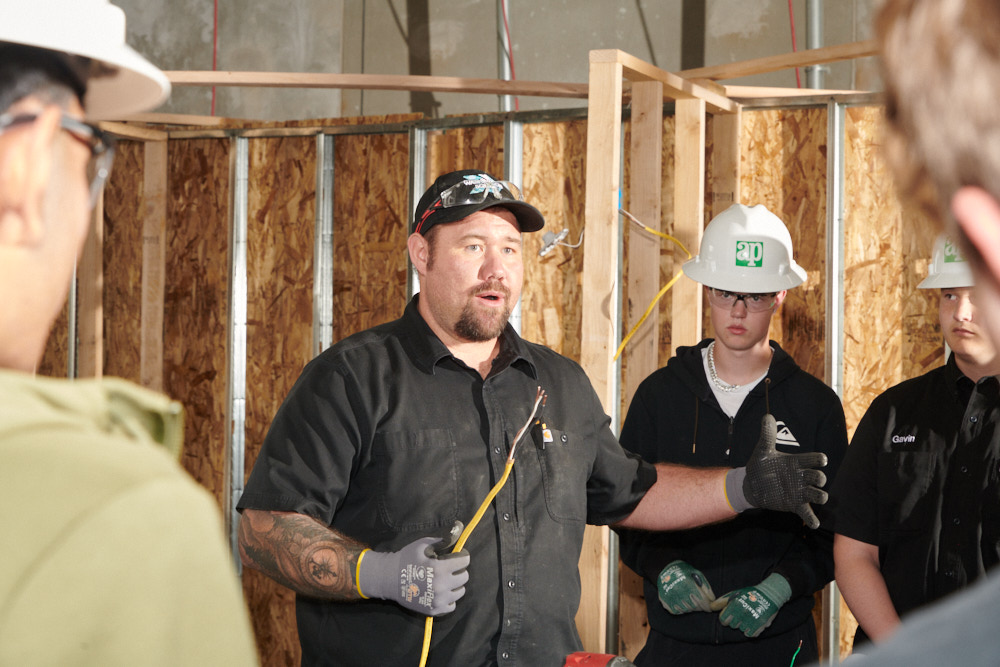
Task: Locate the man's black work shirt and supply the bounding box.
[831,355,1000,646]
[238,296,656,666]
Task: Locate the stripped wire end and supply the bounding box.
[508,387,546,463]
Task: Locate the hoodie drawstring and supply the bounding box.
[691,395,699,453]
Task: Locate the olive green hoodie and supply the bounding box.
[0,370,257,665]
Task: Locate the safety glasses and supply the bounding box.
[707,287,778,312]
[0,112,116,208]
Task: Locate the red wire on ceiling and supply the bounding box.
[787,0,802,88]
[501,0,519,111]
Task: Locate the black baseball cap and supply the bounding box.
[412,169,546,235]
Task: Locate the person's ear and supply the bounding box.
[773,289,788,308]
[952,186,1000,287]
[0,107,60,247]
[407,231,429,275]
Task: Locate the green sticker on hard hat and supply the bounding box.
[943,239,966,264]
[735,240,764,268]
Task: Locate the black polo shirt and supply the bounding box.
[238,296,656,666]
[831,355,1000,646]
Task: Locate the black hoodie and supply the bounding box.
[616,339,847,645]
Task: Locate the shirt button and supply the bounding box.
[502,651,510,660]
[971,415,979,423]
[953,517,961,525]
[961,465,969,474]
[503,512,511,521]
[561,433,568,443]
[494,447,502,454]
[508,580,516,589]
[725,448,730,456]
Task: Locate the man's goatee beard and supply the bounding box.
[455,303,511,341]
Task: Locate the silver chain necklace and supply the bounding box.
[707,341,742,392]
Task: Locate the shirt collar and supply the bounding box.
[944,353,1000,404]
[400,295,538,379]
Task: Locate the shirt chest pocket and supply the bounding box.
[879,450,937,530]
[371,429,460,532]
[532,428,588,523]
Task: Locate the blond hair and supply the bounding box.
[877,0,1000,238]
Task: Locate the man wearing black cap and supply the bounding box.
[237,169,829,666]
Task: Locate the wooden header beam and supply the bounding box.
[97,121,168,142]
[590,50,737,115]
[166,71,590,100]
[157,41,874,122]
[679,39,877,82]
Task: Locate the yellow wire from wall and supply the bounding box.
[418,459,515,667]
[613,210,694,361]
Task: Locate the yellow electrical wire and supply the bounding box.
[418,388,546,667]
[613,209,694,361]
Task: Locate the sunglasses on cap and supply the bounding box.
[416,176,525,234]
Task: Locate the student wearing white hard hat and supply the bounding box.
[0,2,257,664]
[830,235,1000,653]
[616,203,847,666]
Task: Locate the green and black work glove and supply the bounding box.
[656,560,716,614]
[710,572,791,638]
[725,414,829,529]
[356,521,470,616]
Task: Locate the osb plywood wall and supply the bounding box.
[36,102,943,666]
[103,141,145,382]
[742,107,830,379]
[242,134,318,666]
[332,132,411,336]
[521,119,589,360]
[842,106,939,438]
[164,138,232,506]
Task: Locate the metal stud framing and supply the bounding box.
[226,136,249,570]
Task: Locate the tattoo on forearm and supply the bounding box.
[238,511,364,600]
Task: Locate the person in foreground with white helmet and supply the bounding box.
[0,1,257,664]
[616,203,847,666]
[830,235,1000,653]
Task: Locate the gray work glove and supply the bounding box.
[356,521,470,616]
[657,560,716,614]
[725,414,828,529]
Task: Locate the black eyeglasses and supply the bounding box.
[0,112,116,208]
[707,287,778,312]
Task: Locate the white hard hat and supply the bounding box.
[918,235,974,289]
[682,203,807,292]
[0,0,170,119]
